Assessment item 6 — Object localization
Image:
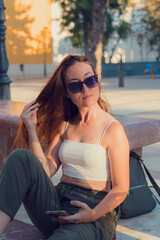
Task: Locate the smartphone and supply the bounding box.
[45,210,69,217]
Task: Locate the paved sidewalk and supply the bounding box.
[7,74,160,239]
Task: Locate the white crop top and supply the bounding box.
[58,120,118,181]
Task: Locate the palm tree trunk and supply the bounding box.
[89,0,108,78]
[83,17,89,58]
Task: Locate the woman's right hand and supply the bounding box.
[20,99,39,131]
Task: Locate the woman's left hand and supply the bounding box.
[52,201,96,224]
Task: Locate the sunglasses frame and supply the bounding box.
[66,74,98,94]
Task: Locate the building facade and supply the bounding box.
[5,0,54,77]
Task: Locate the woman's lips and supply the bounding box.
[82,94,92,100]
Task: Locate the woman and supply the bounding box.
[0,55,129,239]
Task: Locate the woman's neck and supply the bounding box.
[77,104,103,125]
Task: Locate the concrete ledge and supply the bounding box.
[0,99,25,166]
[115,114,160,151]
[125,120,160,149]
[0,99,26,115]
[3,219,46,240]
[0,113,19,167]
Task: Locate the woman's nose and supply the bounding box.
[81,83,89,92]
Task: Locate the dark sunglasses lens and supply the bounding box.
[68,82,81,94]
[67,75,98,94]
[85,75,98,88]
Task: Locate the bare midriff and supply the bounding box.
[61,174,110,192]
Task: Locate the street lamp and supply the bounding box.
[0,0,12,99]
[118,54,124,87]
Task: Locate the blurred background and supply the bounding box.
[4,0,160,78]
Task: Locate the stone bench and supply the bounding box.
[3,219,46,240]
[0,99,160,239]
[0,100,26,167]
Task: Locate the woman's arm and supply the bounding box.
[90,122,129,219]
[20,100,62,178]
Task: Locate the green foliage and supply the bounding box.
[117,20,131,39]
[140,0,160,59]
[55,0,93,48]
[104,1,130,61]
[103,11,115,46]
[55,0,130,55]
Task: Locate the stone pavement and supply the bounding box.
[3,74,160,239]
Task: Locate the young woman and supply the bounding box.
[0,55,129,240]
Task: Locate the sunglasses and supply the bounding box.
[66,75,98,94]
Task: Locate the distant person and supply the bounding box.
[0,55,129,240]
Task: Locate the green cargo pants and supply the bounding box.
[0,149,117,240]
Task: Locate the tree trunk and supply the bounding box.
[83,17,89,58]
[89,0,108,78]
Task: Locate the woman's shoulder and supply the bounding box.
[59,121,69,138]
[102,112,121,127]
[105,115,124,134]
[101,114,126,146]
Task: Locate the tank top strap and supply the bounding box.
[99,120,119,145]
[63,122,69,137]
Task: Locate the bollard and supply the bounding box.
[118,55,124,87]
[0,0,12,100]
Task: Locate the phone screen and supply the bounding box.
[45,210,69,217]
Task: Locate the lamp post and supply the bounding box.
[0,0,12,99]
[118,54,124,87]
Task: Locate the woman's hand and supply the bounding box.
[20,99,39,131]
[52,201,97,224]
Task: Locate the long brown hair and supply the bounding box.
[14,55,110,149]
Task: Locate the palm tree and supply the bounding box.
[89,0,108,78]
